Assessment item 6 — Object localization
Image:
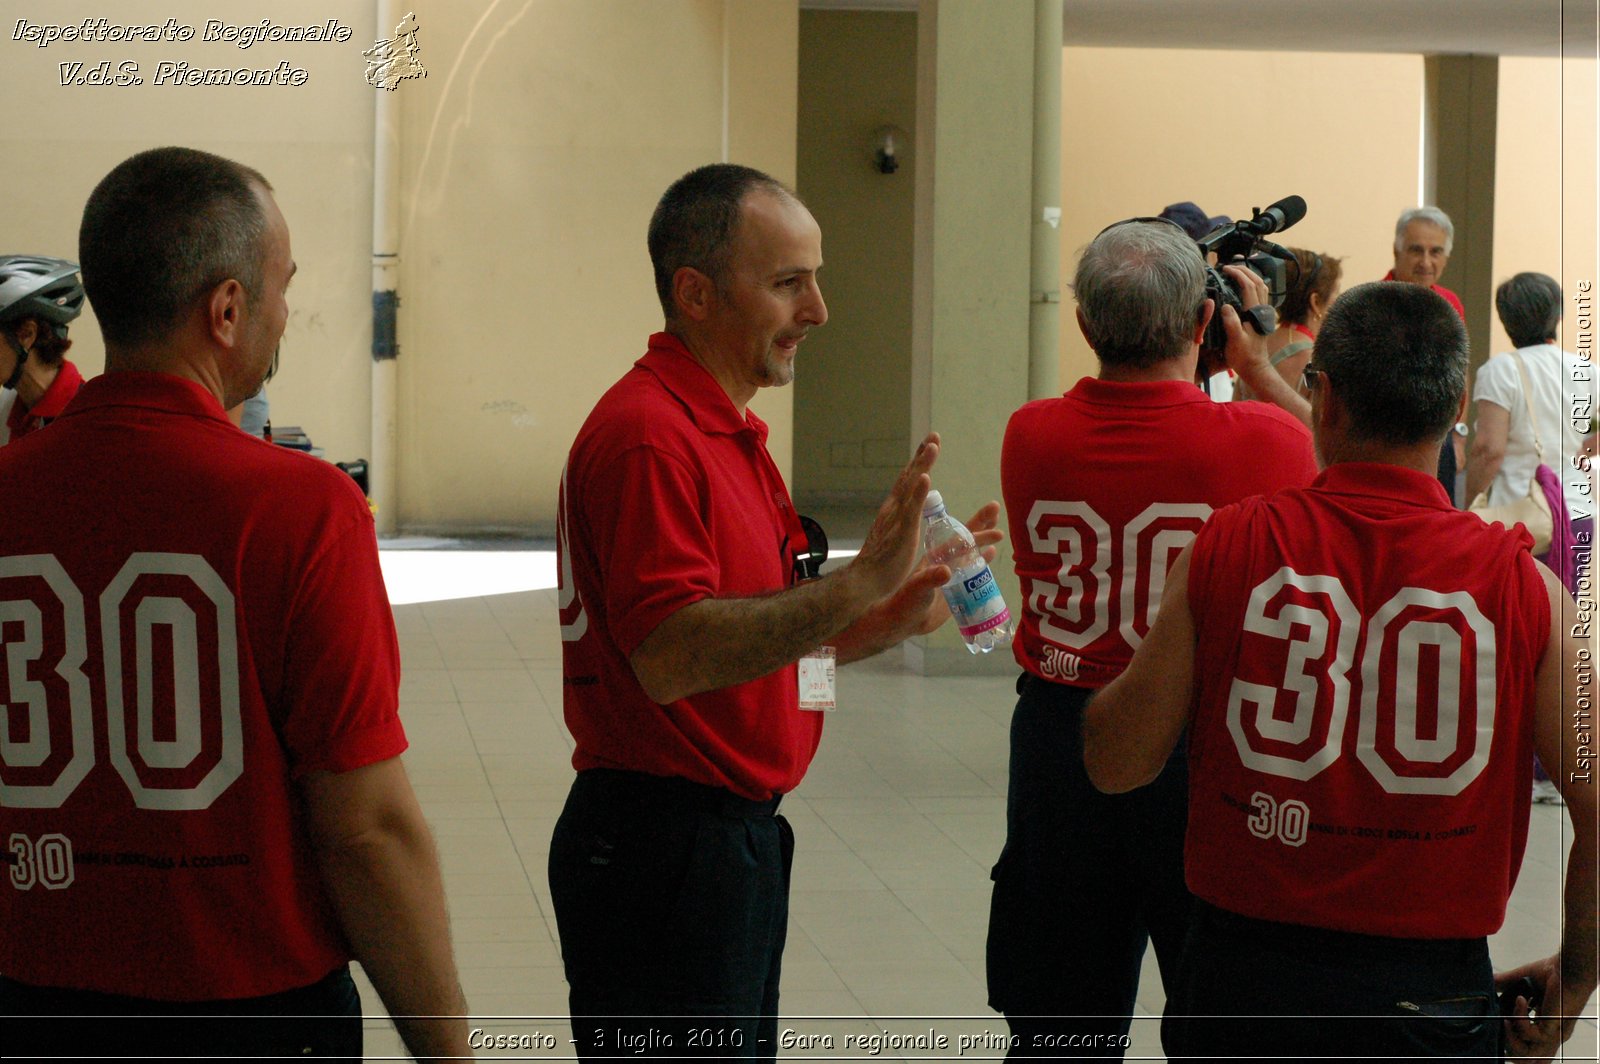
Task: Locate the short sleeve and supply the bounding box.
[1473,354,1519,411]
[279,514,407,777]
[581,444,720,655]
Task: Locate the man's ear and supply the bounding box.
[1317,374,1348,433]
[1192,299,1216,347]
[672,267,717,323]
[1075,306,1092,346]
[206,279,248,348]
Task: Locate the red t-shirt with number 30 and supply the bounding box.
[0,373,405,1000]
[1184,463,1545,938]
[1002,376,1316,689]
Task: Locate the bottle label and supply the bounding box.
[942,562,1010,639]
[958,609,1012,639]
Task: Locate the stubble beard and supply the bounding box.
[761,346,796,388]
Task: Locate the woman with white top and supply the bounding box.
[1468,271,1595,558]
[1468,271,1594,804]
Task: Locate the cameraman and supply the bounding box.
[986,218,1317,1056]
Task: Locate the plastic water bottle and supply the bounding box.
[922,489,1013,654]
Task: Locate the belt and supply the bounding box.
[573,768,783,818]
[1192,899,1486,965]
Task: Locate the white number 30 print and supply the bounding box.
[1025,500,1212,651]
[1227,568,1495,797]
[0,553,243,811]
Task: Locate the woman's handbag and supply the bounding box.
[1468,350,1555,553]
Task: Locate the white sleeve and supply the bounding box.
[1473,352,1518,411]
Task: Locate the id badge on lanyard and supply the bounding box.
[770,470,836,710]
[798,645,836,711]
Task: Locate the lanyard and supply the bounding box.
[745,429,810,586]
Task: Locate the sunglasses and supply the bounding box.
[787,515,829,583]
[1299,362,1330,395]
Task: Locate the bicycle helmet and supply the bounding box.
[0,256,85,331]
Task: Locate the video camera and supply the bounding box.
[1196,194,1307,364]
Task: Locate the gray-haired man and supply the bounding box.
[1386,206,1465,320]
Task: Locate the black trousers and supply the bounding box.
[986,675,1192,1059]
[1163,902,1500,1062]
[548,768,794,1061]
[0,965,362,1062]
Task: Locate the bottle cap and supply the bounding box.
[922,489,945,516]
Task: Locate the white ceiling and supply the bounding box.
[802,1,1599,58]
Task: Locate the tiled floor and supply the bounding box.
[359,558,1599,1061]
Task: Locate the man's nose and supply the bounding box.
[803,281,828,327]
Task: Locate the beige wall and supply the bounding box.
[9,8,1594,532]
[5,1,797,535]
[793,8,918,505]
[1491,56,1599,358]
[1058,47,1424,385]
[394,0,797,533]
[4,0,377,462]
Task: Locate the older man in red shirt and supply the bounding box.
[1385,207,1465,318]
[1385,207,1468,498]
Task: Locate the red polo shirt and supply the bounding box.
[1003,376,1316,689]
[1383,269,1465,319]
[557,333,822,800]
[0,372,406,999]
[5,358,83,442]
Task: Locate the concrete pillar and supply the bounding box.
[1030,0,1064,403]
[369,0,402,536]
[1423,54,1499,367]
[908,0,1038,674]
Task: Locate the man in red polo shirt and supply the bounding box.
[1084,281,1597,1061]
[0,147,469,1061]
[0,255,87,445]
[1385,207,1468,501]
[985,218,1317,1057]
[551,164,1000,1060]
[1385,207,1465,319]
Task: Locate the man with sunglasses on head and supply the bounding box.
[986,217,1317,1057]
[1084,281,1596,1060]
[551,163,1002,1061]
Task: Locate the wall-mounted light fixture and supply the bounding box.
[872,124,909,175]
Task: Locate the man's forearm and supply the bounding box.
[630,567,878,704]
[833,580,937,666]
[1235,360,1312,428]
[832,598,913,665]
[1465,449,1502,503]
[1560,827,1599,1014]
[315,821,471,1061]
